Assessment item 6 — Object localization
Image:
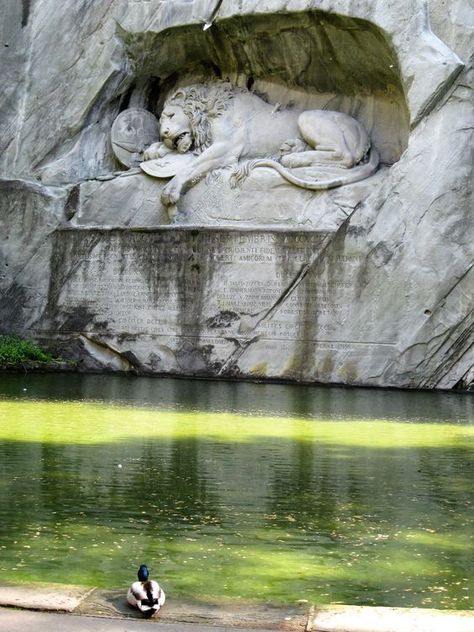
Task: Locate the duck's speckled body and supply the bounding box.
[127,564,166,615]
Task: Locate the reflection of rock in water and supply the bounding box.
[0,376,472,606]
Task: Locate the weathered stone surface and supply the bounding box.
[0,582,92,612]
[0,179,67,332]
[0,0,472,390]
[72,168,386,230]
[310,604,474,632]
[32,216,471,389]
[4,0,461,185]
[71,171,167,227]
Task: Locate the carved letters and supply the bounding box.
[50,230,384,344]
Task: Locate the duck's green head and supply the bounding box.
[138,564,149,582]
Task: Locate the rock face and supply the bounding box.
[0,0,472,390]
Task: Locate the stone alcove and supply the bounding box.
[119,9,409,166]
[68,9,410,228]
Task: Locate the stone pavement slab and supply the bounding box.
[1,583,474,632]
[0,609,273,632]
[0,584,306,630]
[309,604,474,632]
[0,583,93,612]
[72,588,306,630]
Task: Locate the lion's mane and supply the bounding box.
[165,82,234,153]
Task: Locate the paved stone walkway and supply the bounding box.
[309,604,474,632]
[0,609,267,632]
[2,605,474,632]
[1,584,473,632]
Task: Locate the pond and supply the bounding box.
[0,373,472,610]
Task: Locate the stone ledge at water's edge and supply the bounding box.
[20,221,472,391]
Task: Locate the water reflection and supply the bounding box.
[0,374,472,609]
[1,372,473,423]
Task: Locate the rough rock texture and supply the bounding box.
[0,179,66,330]
[0,0,472,390]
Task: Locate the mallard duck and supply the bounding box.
[127,564,166,616]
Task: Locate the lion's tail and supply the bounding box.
[229,160,259,188]
[232,147,379,190]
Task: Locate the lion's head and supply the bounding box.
[159,104,194,154]
[159,82,234,154]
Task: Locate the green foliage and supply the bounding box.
[0,335,56,367]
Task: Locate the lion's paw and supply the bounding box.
[279,138,306,155]
[161,179,182,206]
[143,142,165,161]
[280,152,313,169]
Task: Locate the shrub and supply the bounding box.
[0,335,56,366]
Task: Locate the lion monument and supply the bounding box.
[142,82,379,209]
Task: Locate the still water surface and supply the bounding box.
[0,374,472,609]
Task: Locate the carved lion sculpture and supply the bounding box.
[143,82,379,207]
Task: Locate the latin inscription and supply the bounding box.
[50,229,381,344]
